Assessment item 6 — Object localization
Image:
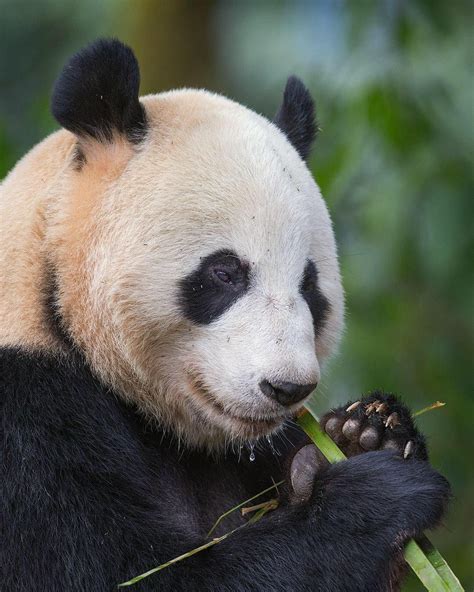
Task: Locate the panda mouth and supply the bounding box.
[187,372,282,431]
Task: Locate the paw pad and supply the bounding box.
[322,394,427,460]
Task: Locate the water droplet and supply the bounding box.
[249,443,256,462]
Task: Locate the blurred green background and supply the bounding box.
[1,1,472,589]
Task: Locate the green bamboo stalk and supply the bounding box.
[119,407,463,589]
[296,408,463,592]
[410,535,464,591]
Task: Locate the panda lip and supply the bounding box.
[187,373,282,428]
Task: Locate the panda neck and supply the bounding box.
[0,130,75,353]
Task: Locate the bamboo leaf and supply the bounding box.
[119,481,283,587]
[207,479,284,538]
[404,539,450,592]
[241,498,279,516]
[413,401,446,417]
[118,532,233,587]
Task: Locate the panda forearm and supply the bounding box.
[151,505,389,592]
[165,451,448,592]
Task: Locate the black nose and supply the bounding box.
[259,380,317,407]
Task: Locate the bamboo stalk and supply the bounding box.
[296,408,463,592]
[119,406,463,589]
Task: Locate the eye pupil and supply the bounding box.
[215,269,232,284]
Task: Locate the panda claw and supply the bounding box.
[345,401,361,413]
[404,440,415,459]
[365,400,381,416]
[323,396,427,460]
[374,402,388,414]
[385,412,400,429]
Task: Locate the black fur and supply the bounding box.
[300,260,330,336]
[178,250,250,325]
[42,262,73,347]
[273,76,317,161]
[1,348,450,591]
[51,38,147,143]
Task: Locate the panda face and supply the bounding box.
[48,41,344,450]
[76,91,344,448]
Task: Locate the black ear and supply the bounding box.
[51,38,146,143]
[273,76,317,161]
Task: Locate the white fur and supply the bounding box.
[0,89,344,451]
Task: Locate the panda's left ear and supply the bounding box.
[273,76,317,161]
[51,38,146,144]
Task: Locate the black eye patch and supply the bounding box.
[300,260,330,337]
[178,250,250,325]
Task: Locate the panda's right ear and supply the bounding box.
[51,38,147,145]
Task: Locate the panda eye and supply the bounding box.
[179,249,250,324]
[209,256,249,290]
[213,269,232,285]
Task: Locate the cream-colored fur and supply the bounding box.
[0,90,344,450]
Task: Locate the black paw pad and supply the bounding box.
[359,426,381,451]
[320,392,428,460]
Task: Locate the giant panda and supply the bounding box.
[0,39,449,592]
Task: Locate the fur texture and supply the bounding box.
[0,40,344,450]
[0,349,450,592]
[0,39,450,591]
[51,38,147,144]
[178,249,251,325]
[273,75,317,161]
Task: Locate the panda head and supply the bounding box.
[49,39,344,450]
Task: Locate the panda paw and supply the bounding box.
[320,391,428,461]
